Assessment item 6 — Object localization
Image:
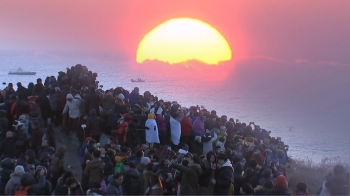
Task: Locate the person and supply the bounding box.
[85,87,101,117]
[0,131,17,160]
[17,170,46,195]
[180,107,192,146]
[169,104,184,152]
[164,153,202,195]
[4,165,25,195]
[267,175,291,195]
[84,149,105,186]
[62,93,81,135]
[240,183,254,195]
[35,91,51,127]
[323,164,349,196]
[145,113,160,148]
[294,182,309,196]
[214,153,233,195]
[33,167,52,195]
[0,158,16,194]
[123,161,141,195]
[199,151,216,195]
[50,145,66,189]
[106,173,124,196]
[147,174,163,196]
[86,109,103,143]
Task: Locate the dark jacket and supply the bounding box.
[106,175,123,196]
[199,158,213,187]
[86,110,103,136]
[34,179,52,195]
[215,160,233,195]
[233,162,244,195]
[123,168,141,195]
[325,173,349,196]
[129,89,139,106]
[171,163,202,195]
[0,158,15,194]
[0,137,17,159]
[84,158,105,183]
[48,92,60,112]
[85,92,100,116]
[20,173,46,196]
[267,186,291,195]
[35,94,51,119]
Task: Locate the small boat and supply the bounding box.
[8,67,36,75]
[131,78,145,82]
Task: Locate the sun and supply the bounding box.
[136,18,232,65]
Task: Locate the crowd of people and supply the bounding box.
[0,64,348,196]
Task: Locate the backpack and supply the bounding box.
[114,159,126,174]
[14,186,30,196]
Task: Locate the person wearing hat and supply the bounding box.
[164,152,202,195]
[267,175,290,195]
[214,153,233,195]
[4,165,25,195]
[62,93,81,135]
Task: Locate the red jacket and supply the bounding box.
[180,116,192,136]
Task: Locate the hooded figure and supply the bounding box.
[145,113,160,145]
[5,165,25,195]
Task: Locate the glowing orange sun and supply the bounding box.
[136,18,232,65]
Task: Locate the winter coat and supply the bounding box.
[84,158,105,183]
[171,163,202,195]
[191,117,205,137]
[5,172,23,195]
[202,133,217,155]
[215,160,233,195]
[20,173,46,196]
[199,158,213,187]
[85,92,100,116]
[0,158,15,194]
[129,89,139,106]
[123,168,141,195]
[325,173,349,196]
[106,175,123,196]
[86,110,103,136]
[35,95,51,119]
[145,119,160,143]
[0,137,17,159]
[63,94,81,118]
[180,116,192,136]
[170,117,181,145]
[48,93,60,112]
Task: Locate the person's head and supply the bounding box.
[217,153,228,167]
[275,175,288,188]
[93,150,101,158]
[183,153,194,164]
[263,180,275,189]
[37,78,42,84]
[295,182,308,195]
[136,150,144,158]
[66,94,73,102]
[206,151,217,164]
[114,173,124,185]
[240,183,254,195]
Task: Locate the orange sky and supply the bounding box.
[1,0,350,64]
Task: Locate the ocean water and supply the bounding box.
[0,53,349,163]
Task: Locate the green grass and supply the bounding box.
[287,156,349,195]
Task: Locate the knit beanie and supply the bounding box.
[276,175,288,188]
[141,157,151,165]
[14,165,25,174]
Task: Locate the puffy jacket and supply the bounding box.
[123,168,141,195]
[5,172,23,195]
[62,94,81,118]
[171,163,202,195]
[215,160,233,195]
[84,158,104,183]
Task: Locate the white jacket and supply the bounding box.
[145,119,160,143]
[63,94,81,118]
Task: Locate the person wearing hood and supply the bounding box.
[191,114,206,138]
[123,161,141,195]
[5,165,25,195]
[84,149,105,185]
[0,131,17,160]
[267,175,291,195]
[86,109,103,143]
[199,151,216,195]
[0,158,16,194]
[149,101,163,115]
[17,170,46,195]
[52,170,74,195]
[56,177,84,196]
[214,153,233,195]
[106,173,124,196]
[202,130,217,155]
[62,93,81,135]
[129,87,139,106]
[145,113,160,148]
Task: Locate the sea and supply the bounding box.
[0,52,349,163]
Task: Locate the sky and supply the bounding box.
[1,0,350,66]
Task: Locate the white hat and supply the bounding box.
[118,93,125,100]
[14,165,25,174]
